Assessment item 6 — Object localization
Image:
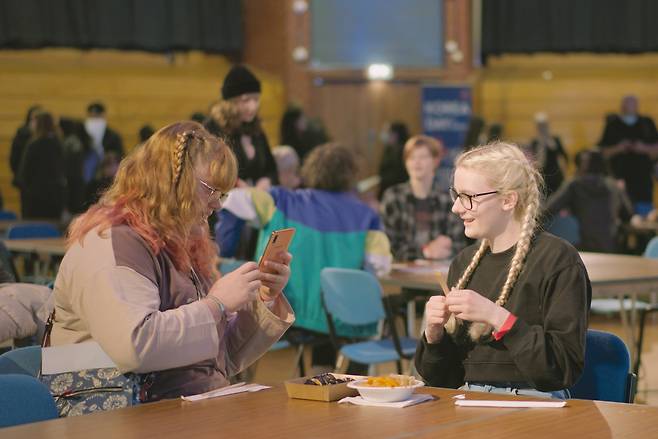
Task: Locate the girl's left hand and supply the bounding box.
[445,289,509,330]
[259,252,292,301]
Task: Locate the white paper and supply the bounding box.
[181,382,271,402]
[454,399,566,408]
[41,341,117,374]
[338,393,433,408]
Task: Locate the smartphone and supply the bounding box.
[258,228,295,271]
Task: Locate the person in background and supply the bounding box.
[83,101,125,184]
[204,65,278,190]
[272,145,301,190]
[598,95,658,214]
[377,121,410,199]
[84,151,121,209]
[545,150,633,253]
[280,106,310,163]
[216,143,391,372]
[9,105,42,188]
[415,142,590,399]
[17,111,66,220]
[204,65,278,259]
[51,121,294,401]
[381,135,466,261]
[138,124,155,144]
[528,112,568,198]
[60,117,92,215]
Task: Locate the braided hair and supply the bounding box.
[444,142,543,342]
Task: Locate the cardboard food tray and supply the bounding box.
[285,374,364,402]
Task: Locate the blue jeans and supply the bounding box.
[460,382,570,400]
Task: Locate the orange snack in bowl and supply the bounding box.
[364,375,414,387]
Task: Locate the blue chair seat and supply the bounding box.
[0,345,42,376]
[340,337,417,365]
[269,340,291,351]
[0,374,58,428]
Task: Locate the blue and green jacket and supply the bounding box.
[215,187,391,337]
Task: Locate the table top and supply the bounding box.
[380,252,658,294]
[3,386,657,439]
[2,237,67,256]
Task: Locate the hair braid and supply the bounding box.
[445,239,489,335]
[172,131,196,186]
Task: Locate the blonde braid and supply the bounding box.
[468,175,541,341]
[172,131,196,186]
[445,239,489,335]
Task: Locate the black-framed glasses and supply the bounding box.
[449,187,498,210]
[198,178,229,203]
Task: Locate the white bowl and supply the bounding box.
[347,378,425,402]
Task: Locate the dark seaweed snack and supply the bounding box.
[304,373,354,385]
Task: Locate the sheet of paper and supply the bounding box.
[454,399,566,408]
[181,382,271,402]
[338,393,433,408]
[42,341,117,374]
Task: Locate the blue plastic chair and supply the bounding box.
[0,374,58,428]
[642,236,658,258]
[219,258,245,275]
[320,268,417,374]
[0,210,18,220]
[569,330,636,403]
[547,215,580,246]
[0,346,42,376]
[6,223,61,240]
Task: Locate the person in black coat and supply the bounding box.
[83,101,124,184]
[598,95,658,209]
[377,121,410,199]
[204,65,278,190]
[17,111,66,220]
[9,105,42,188]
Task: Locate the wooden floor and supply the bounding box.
[251,315,658,406]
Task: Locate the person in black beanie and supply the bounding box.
[204,65,278,261]
[204,65,278,190]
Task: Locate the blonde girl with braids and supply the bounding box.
[415,142,590,399]
[50,121,294,402]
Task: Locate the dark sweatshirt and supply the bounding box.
[545,175,633,252]
[414,232,591,391]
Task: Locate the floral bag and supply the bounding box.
[39,310,153,417]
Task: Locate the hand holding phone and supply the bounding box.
[258,228,295,272]
[258,228,295,301]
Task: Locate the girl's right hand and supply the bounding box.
[424,295,451,344]
[208,262,262,313]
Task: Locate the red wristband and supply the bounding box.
[492,313,517,341]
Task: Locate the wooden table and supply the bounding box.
[3,386,657,438]
[2,238,67,257]
[380,252,658,356]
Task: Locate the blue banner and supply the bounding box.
[421,85,472,149]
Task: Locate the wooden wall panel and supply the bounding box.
[476,54,658,156]
[311,81,423,177]
[0,49,284,214]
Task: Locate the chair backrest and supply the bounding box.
[6,223,61,240]
[320,268,386,326]
[547,215,580,246]
[0,240,19,282]
[0,374,58,428]
[0,345,42,376]
[569,329,634,403]
[0,210,18,220]
[219,258,245,275]
[643,236,658,259]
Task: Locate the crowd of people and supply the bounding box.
[3,63,655,411]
